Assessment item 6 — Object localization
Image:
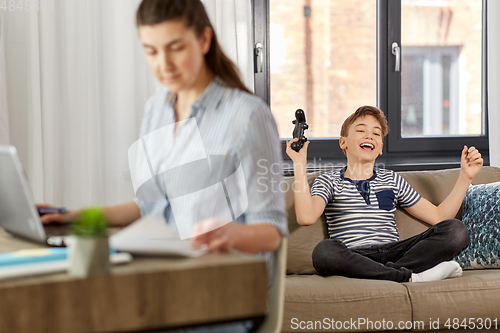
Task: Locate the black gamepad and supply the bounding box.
[291,109,309,152]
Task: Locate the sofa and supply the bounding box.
[281,166,500,332]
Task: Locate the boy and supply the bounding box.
[286,106,483,283]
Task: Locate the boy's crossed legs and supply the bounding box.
[312,219,470,283]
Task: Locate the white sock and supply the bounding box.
[411,261,462,283]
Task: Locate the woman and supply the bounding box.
[41,0,286,267]
[41,1,287,331]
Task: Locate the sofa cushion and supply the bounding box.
[395,167,500,241]
[394,169,463,241]
[404,269,500,329]
[285,172,328,275]
[282,275,412,332]
[454,182,500,269]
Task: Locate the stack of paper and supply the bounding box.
[110,215,207,257]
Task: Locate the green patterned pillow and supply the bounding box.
[454,182,500,269]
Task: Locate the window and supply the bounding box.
[401,46,461,137]
[253,0,489,168]
[383,0,488,154]
[268,0,376,140]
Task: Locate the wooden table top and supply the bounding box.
[0,229,268,333]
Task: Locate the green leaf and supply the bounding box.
[71,207,108,238]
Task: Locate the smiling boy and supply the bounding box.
[286,106,483,283]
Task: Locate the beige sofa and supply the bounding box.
[282,166,500,332]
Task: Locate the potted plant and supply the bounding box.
[68,207,110,277]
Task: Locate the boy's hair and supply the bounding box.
[340,105,389,139]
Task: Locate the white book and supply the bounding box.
[110,215,207,258]
[0,252,132,281]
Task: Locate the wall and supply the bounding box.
[488,0,500,167]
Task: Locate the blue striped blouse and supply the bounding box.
[130,77,288,285]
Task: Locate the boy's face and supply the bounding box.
[339,115,384,164]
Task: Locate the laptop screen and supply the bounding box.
[0,146,47,243]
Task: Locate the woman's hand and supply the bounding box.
[460,146,483,180]
[191,219,281,253]
[36,203,80,225]
[191,219,240,253]
[285,138,309,164]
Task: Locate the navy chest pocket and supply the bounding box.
[376,190,395,211]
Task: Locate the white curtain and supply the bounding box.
[0,10,9,145]
[203,0,254,91]
[0,0,254,209]
[488,0,500,168]
[1,0,158,208]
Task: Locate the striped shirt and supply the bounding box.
[132,77,288,286]
[310,167,421,249]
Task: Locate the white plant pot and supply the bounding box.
[67,236,110,278]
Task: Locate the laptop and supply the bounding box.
[0,145,204,256]
[0,145,69,246]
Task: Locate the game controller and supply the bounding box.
[291,109,309,152]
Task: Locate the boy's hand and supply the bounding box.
[286,138,309,164]
[461,146,483,180]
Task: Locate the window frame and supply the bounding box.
[381,0,489,153]
[253,0,490,169]
[252,0,270,105]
